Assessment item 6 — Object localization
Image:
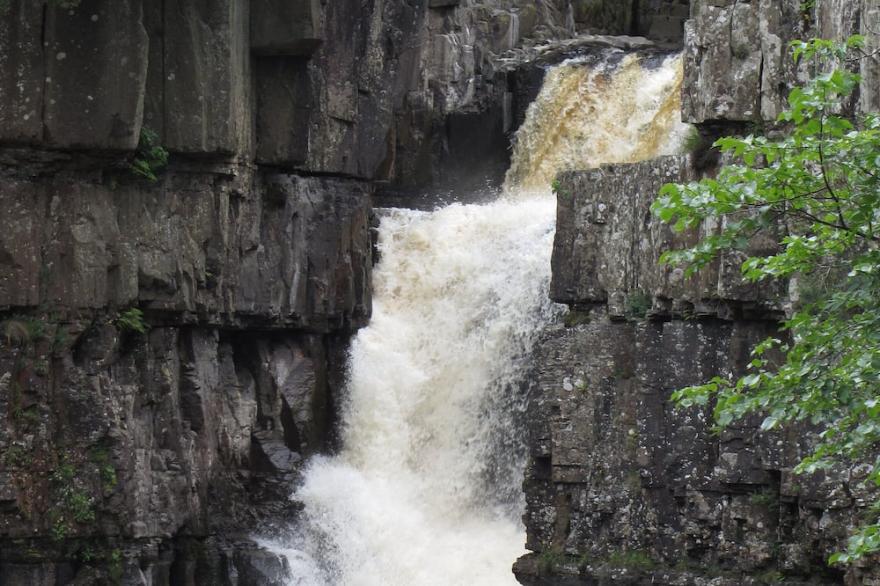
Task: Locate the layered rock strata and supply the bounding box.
[0,0,692,583]
[515,4,880,583]
[0,163,370,581]
[515,156,880,585]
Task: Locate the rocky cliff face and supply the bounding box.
[3,0,876,585]
[514,2,880,584]
[0,0,687,584]
[0,146,371,583]
[515,158,879,586]
[375,0,692,202]
[682,0,879,124]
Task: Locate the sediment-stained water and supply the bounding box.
[266,50,689,586]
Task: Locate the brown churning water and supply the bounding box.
[263,51,689,586]
[505,52,689,193]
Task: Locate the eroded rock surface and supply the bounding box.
[517,158,880,585]
[520,12,880,579]
[552,157,786,320]
[0,315,346,583]
[1,0,640,582]
[683,0,879,123]
[0,169,372,331]
[6,0,877,585]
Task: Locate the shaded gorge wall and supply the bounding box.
[0,0,692,583]
[514,1,880,584]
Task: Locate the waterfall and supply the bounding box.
[505,52,690,192]
[265,51,689,586]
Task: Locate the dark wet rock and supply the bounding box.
[0,319,335,583]
[518,316,880,585]
[0,0,624,580]
[0,0,149,150]
[251,0,323,56]
[0,168,372,332]
[43,0,149,151]
[552,157,787,320]
[252,432,302,478]
[519,156,880,585]
[9,1,875,585]
[0,0,690,195]
[156,0,253,157]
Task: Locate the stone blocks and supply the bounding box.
[0,170,372,332]
[551,156,787,318]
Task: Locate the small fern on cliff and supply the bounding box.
[130,128,169,183]
[653,36,880,565]
[116,308,148,334]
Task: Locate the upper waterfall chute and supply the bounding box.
[504,52,691,193]
[266,50,691,586]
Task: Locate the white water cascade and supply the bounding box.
[266,51,690,586]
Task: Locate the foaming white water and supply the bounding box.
[505,52,691,191]
[267,51,689,586]
[288,197,559,586]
